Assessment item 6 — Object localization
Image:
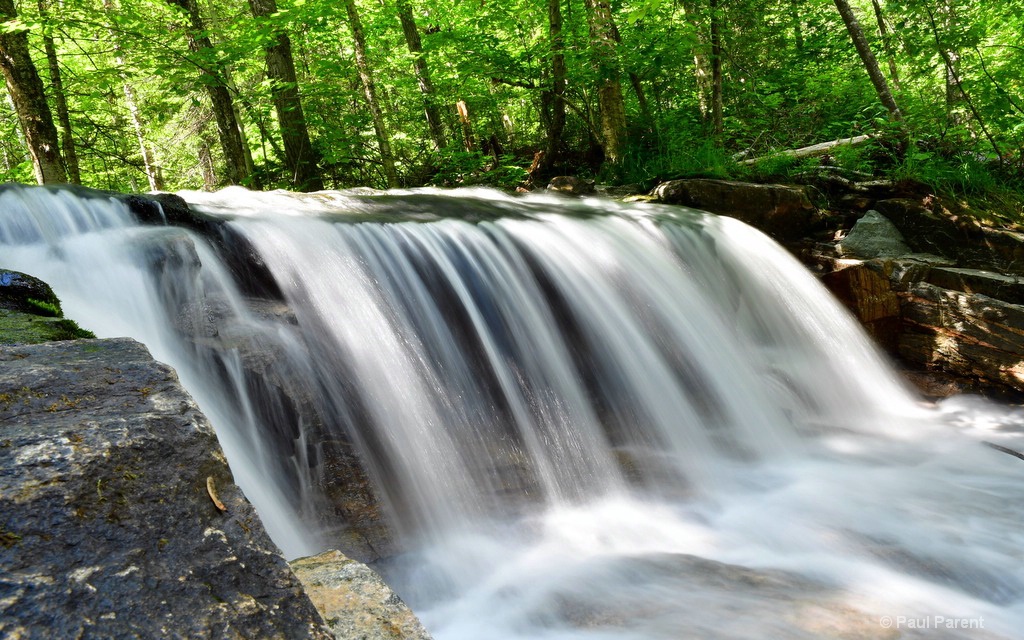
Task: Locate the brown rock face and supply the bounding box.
[810,247,1024,399]
[652,179,816,241]
[900,283,1024,392]
[821,260,902,353]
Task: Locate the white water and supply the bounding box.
[2,185,1023,638]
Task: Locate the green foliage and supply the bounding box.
[430,149,528,190]
[26,297,61,318]
[0,0,1021,213]
[890,142,998,196]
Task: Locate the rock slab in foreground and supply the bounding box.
[0,338,331,639]
[291,550,433,640]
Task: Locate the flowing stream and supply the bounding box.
[2,185,1023,638]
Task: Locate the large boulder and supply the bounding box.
[290,550,433,640]
[0,338,332,639]
[651,179,816,241]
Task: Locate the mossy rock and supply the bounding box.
[0,269,95,345]
[0,269,61,314]
[0,309,95,345]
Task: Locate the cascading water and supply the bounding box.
[2,184,1023,638]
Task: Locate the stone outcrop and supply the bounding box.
[290,550,433,640]
[874,199,1024,274]
[651,179,816,241]
[0,268,95,345]
[810,225,1024,398]
[0,338,333,639]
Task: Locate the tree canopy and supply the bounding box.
[0,0,1021,198]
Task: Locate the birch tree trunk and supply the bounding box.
[395,0,446,152]
[583,0,628,166]
[249,0,322,191]
[343,0,399,188]
[0,0,67,183]
[680,0,712,124]
[870,0,900,91]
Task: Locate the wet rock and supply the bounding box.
[0,338,332,639]
[810,243,1024,397]
[820,260,901,352]
[923,267,1024,305]
[547,176,596,196]
[290,549,433,640]
[651,179,816,241]
[900,283,1024,393]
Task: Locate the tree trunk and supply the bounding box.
[870,0,900,91]
[166,0,249,186]
[833,0,903,123]
[198,134,217,191]
[540,0,566,169]
[38,0,79,184]
[583,0,628,166]
[0,0,67,184]
[342,0,399,188]
[608,17,653,128]
[395,0,446,152]
[124,83,163,191]
[924,5,1000,157]
[681,0,712,123]
[710,0,724,137]
[456,100,475,152]
[224,71,260,188]
[248,0,322,191]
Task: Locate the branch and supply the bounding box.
[984,441,1024,462]
[490,77,537,90]
[972,45,1024,118]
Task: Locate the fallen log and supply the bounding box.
[740,134,874,165]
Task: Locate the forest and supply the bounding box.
[1,0,1022,209]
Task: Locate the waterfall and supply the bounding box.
[3,184,1022,639]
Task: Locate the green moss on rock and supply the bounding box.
[0,269,95,345]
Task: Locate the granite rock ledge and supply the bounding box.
[0,338,333,639]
